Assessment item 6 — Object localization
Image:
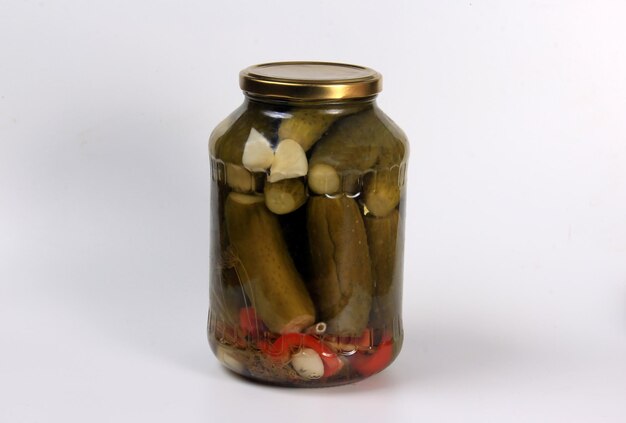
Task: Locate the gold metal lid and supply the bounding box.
[239,61,382,101]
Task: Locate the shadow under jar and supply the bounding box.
[208,62,409,387]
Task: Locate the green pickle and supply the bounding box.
[225,192,316,334]
[306,195,373,337]
[308,110,380,194]
[208,62,408,387]
[278,108,338,151]
[264,177,308,215]
[364,210,401,331]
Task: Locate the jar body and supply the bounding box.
[208,97,408,387]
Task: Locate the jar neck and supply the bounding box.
[242,93,378,109]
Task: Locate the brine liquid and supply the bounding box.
[208,161,406,387]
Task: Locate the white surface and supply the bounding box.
[2,1,626,421]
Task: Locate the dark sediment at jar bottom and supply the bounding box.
[208,311,403,387]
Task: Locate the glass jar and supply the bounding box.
[207,62,409,387]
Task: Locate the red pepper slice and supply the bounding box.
[258,333,343,378]
[334,328,372,350]
[239,307,266,336]
[351,337,394,377]
[355,328,374,350]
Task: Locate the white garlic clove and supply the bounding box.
[291,347,324,380]
[242,128,274,172]
[268,139,308,183]
[216,345,245,373]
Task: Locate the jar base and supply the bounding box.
[209,325,402,388]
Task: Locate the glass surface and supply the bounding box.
[208,97,408,387]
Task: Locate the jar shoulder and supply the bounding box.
[209,100,408,166]
[373,107,410,163]
[208,104,247,157]
[209,101,283,164]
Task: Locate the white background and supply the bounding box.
[2,1,626,421]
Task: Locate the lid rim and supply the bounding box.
[239,61,382,101]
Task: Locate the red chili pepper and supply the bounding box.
[355,328,374,350]
[351,336,394,377]
[258,333,343,378]
[239,307,266,336]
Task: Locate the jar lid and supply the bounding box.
[239,61,382,101]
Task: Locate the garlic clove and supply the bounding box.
[268,139,308,183]
[242,128,274,172]
[291,348,324,380]
[216,345,245,373]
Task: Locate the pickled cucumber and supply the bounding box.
[307,163,341,195]
[307,111,380,194]
[224,163,257,193]
[278,108,338,151]
[225,192,316,333]
[362,110,407,216]
[364,210,400,329]
[307,195,373,336]
[264,178,308,215]
[307,108,406,206]
[362,168,401,217]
